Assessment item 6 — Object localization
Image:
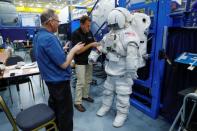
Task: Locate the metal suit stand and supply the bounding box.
[169,93,197,131]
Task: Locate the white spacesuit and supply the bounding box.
[88,7,150,127]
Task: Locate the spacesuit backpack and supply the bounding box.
[130,12,151,68]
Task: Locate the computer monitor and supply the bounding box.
[71,19,80,33]
[58,23,69,34]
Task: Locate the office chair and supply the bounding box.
[0,96,57,131]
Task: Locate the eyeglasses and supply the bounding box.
[52,19,61,23]
[43,17,61,24]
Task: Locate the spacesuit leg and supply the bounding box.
[97,76,115,116]
[113,76,133,127]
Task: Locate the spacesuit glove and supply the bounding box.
[126,70,138,80]
[143,54,151,60]
[88,49,101,64]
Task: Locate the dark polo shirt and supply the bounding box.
[71,28,95,65]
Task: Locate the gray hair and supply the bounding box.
[40,9,56,25]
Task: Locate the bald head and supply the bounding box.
[40,9,56,25]
[40,9,60,33]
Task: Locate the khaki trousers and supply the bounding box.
[75,64,93,104]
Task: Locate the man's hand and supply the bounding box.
[60,42,84,69]
[71,42,85,54]
[91,42,100,48]
[74,42,99,55]
[63,42,69,52]
[96,45,102,52]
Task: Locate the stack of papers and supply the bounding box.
[21,62,37,69]
[28,68,39,73]
[9,69,23,75]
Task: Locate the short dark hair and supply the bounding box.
[80,15,91,24]
[40,9,56,25]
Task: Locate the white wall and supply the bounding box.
[58,6,69,24]
[58,6,88,24]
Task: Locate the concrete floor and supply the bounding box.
[0,76,171,131]
[0,52,171,131]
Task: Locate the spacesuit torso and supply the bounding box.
[101,26,140,76]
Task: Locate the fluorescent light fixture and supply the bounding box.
[52,5,57,8]
[29,3,34,7]
[45,4,50,8]
[36,4,42,7]
[19,3,23,6]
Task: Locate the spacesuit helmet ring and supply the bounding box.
[107,23,120,30]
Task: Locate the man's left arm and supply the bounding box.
[76,32,99,55]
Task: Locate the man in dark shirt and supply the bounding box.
[72,15,98,112]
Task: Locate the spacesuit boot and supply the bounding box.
[96,105,111,117]
[112,111,127,127]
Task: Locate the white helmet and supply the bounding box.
[130,13,151,36]
[107,7,131,30]
[115,7,132,22]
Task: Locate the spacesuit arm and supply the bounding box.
[76,42,99,55]
[126,42,139,78]
[88,40,104,64]
[99,37,108,54]
[88,48,102,64]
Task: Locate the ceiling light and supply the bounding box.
[29,3,34,7]
[36,4,42,8]
[57,6,62,9]
[45,4,50,8]
[19,3,23,6]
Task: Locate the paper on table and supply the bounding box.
[6,66,16,70]
[9,69,23,75]
[25,62,37,66]
[21,65,37,69]
[28,68,39,73]
[21,62,37,69]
